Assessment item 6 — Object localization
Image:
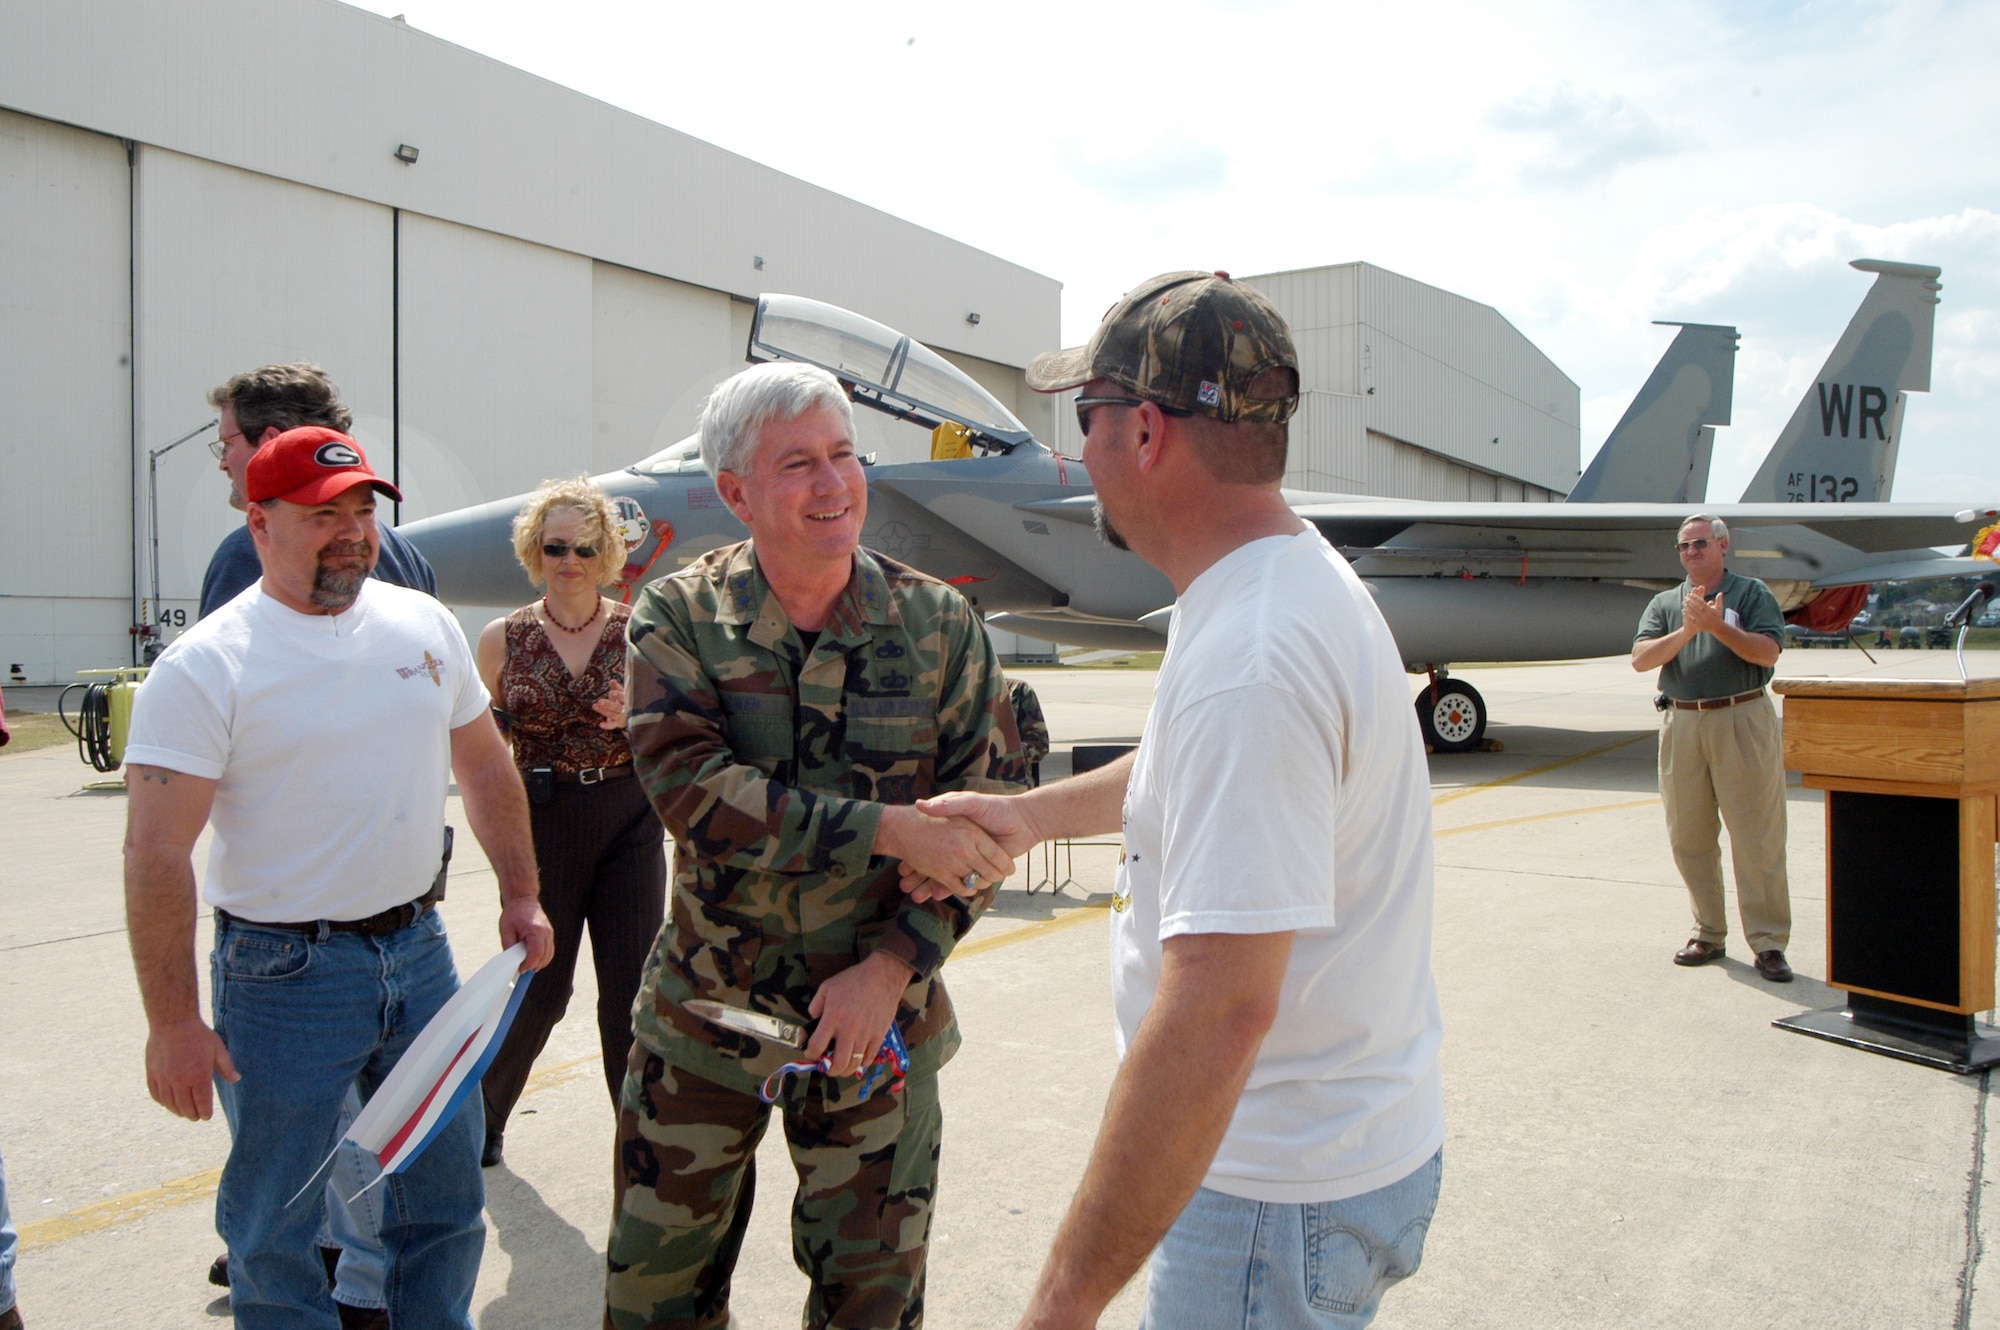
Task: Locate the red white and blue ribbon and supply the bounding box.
[288,943,533,1206]
[757,1020,908,1105]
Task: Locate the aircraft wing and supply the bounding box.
[1808,555,2000,588]
[1287,499,1990,544]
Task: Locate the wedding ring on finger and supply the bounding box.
[962,871,980,893]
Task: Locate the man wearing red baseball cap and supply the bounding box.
[239,427,404,615]
[123,426,555,1330]
[196,366,436,1325]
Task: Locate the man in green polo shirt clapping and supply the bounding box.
[1633,513,1794,983]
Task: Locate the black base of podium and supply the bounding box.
[1775,993,2000,1075]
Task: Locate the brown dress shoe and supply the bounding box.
[1674,938,1726,966]
[1755,950,1795,982]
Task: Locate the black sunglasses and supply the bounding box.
[542,541,599,559]
[1074,394,1189,436]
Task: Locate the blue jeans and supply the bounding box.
[1141,1150,1442,1330]
[1,1140,18,1315]
[212,909,485,1330]
[321,1087,387,1309]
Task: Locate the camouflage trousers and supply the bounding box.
[604,1042,942,1330]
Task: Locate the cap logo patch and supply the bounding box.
[1197,381,1223,407]
[314,441,362,468]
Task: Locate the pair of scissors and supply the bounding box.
[684,1000,909,1104]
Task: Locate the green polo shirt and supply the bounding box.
[1635,570,1785,701]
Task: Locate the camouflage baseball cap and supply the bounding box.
[1026,270,1299,423]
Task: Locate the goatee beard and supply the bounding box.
[1093,502,1129,552]
[311,546,372,611]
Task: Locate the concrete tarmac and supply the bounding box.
[4,647,2000,1328]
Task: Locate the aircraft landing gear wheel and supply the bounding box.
[1417,679,1486,753]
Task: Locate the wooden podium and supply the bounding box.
[1771,677,2000,1072]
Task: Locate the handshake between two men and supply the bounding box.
[888,750,1136,906]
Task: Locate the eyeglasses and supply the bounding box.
[542,542,599,560]
[1074,394,1189,436]
[1674,538,1712,554]
[208,430,249,461]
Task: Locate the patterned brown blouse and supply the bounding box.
[499,602,633,773]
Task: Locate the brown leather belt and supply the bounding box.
[1668,688,1767,712]
[557,765,632,785]
[217,889,440,937]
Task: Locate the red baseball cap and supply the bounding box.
[246,427,404,505]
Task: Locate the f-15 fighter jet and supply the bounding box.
[402,263,1995,751]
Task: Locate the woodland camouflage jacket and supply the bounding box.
[625,539,1027,1100]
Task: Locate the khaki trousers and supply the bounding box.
[1658,695,1791,954]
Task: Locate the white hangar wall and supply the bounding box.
[1246,263,1577,501]
[0,0,1061,684]
[1041,265,1579,504]
[0,109,131,687]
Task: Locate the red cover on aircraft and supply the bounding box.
[1785,583,1869,633]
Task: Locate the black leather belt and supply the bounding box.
[558,765,632,785]
[1668,688,1767,712]
[218,889,441,937]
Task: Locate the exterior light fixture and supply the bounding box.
[753,255,765,270]
[394,144,420,164]
[966,312,981,325]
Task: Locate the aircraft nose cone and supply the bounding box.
[399,496,539,606]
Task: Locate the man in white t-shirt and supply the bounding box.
[910,272,1444,1329]
[122,427,555,1330]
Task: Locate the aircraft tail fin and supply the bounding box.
[1568,322,1736,503]
[1738,259,1940,503]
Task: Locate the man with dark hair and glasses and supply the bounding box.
[1633,513,1794,982]
[201,363,435,618]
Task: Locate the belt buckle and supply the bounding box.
[578,766,605,786]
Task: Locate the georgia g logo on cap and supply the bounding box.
[245,425,405,505]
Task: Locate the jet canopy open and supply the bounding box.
[747,293,1038,453]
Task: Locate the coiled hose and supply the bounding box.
[59,681,119,772]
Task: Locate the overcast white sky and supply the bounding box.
[352,0,1998,504]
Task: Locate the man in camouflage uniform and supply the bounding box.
[607,361,1027,1330]
[1007,677,1051,785]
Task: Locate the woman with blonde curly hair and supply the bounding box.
[473,477,666,1168]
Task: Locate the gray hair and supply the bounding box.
[1681,513,1729,543]
[697,362,854,478]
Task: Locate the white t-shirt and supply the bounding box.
[1112,529,1444,1204]
[125,580,489,922]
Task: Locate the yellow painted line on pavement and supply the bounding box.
[953,901,1111,960]
[1436,796,1659,839]
[1431,734,1648,808]
[18,1165,222,1251]
[21,1054,606,1252]
[522,1053,598,1097]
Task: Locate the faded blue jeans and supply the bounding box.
[1141,1150,1442,1330]
[212,908,485,1330]
[321,1087,387,1310]
[0,1139,17,1316]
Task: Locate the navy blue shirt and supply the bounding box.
[198,521,438,619]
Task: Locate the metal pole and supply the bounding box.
[144,418,217,657]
